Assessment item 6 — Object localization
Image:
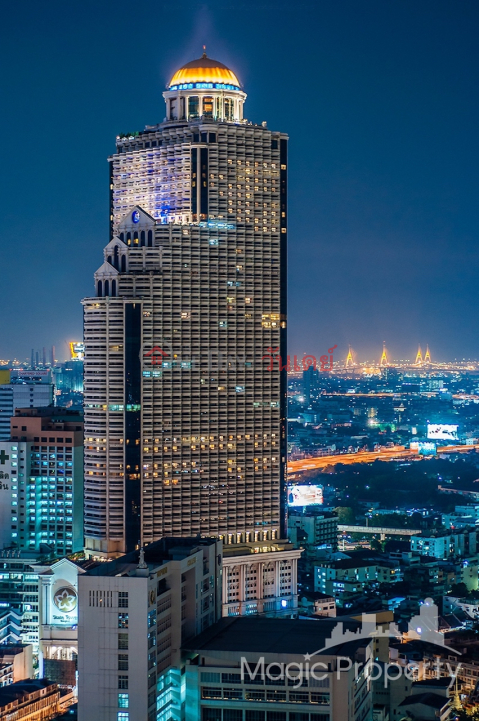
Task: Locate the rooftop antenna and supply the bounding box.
[202,44,207,58]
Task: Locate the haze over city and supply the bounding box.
[1,0,479,361]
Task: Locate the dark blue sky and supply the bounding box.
[1,0,478,363]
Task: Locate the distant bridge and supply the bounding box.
[338,524,421,540]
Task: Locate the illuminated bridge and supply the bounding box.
[338,524,421,540]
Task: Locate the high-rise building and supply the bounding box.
[0,372,54,441]
[83,53,288,558]
[0,408,84,554]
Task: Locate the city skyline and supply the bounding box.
[1,0,479,361]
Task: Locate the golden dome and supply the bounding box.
[168,53,241,89]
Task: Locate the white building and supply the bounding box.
[222,541,300,617]
[77,537,223,721]
[0,371,54,441]
[35,557,84,687]
[82,51,288,558]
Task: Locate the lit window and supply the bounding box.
[118,714,129,721]
[118,693,129,708]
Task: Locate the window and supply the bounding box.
[118,693,129,708]
[266,713,286,721]
[118,676,128,690]
[289,692,309,703]
[118,592,129,608]
[310,716,330,721]
[201,687,222,699]
[289,714,309,721]
[118,613,128,628]
[246,712,265,721]
[224,712,243,721]
[118,654,128,671]
[221,673,241,684]
[202,710,221,721]
[203,97,214,117]
[118,633,128,649]
[117,714,129,721]
[189,96,199,119]
[201,672,221,683]
[311,693,330,704]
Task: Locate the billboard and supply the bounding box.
[50,582,78,626]
[288,484,323,507]
[417,441,437,456]
[70,342,85,360]
[427,424,458,441]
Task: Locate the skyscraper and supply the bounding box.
[83,53,288,558]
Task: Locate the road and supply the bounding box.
[287,443,479,475]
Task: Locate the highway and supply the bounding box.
[288,443,479,475]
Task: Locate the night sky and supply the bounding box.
[1,0,478,363]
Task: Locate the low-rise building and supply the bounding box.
[222,540,301,617]
[0,678,60,720]
[0,645,33,685]
[314,556,399,606]
[411,528,477,559]
[183,616,373,721]
[288,511,338,551]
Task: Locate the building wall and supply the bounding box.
[0,412,83,554]
[0,551,40,649]
[78,540,222,721]
[222,543,300,617]
[184,646,372,721]
[0,384,54,441]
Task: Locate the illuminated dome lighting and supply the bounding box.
[169,52,241,89]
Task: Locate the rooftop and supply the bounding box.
[183,616,367,656]
[85,537,219,577]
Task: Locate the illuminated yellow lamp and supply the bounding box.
[169,52,241,88]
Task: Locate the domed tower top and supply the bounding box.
[163,51,246,123]
[169,52,241,89]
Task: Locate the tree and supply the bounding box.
[335,507,355,524]
[448,583,470,599]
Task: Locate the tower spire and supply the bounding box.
[345,345,354,368]
[415,345,423,365]
[424,344,431,363]
[379,342,388,367]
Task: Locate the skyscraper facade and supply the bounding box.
[83,54,288,557]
